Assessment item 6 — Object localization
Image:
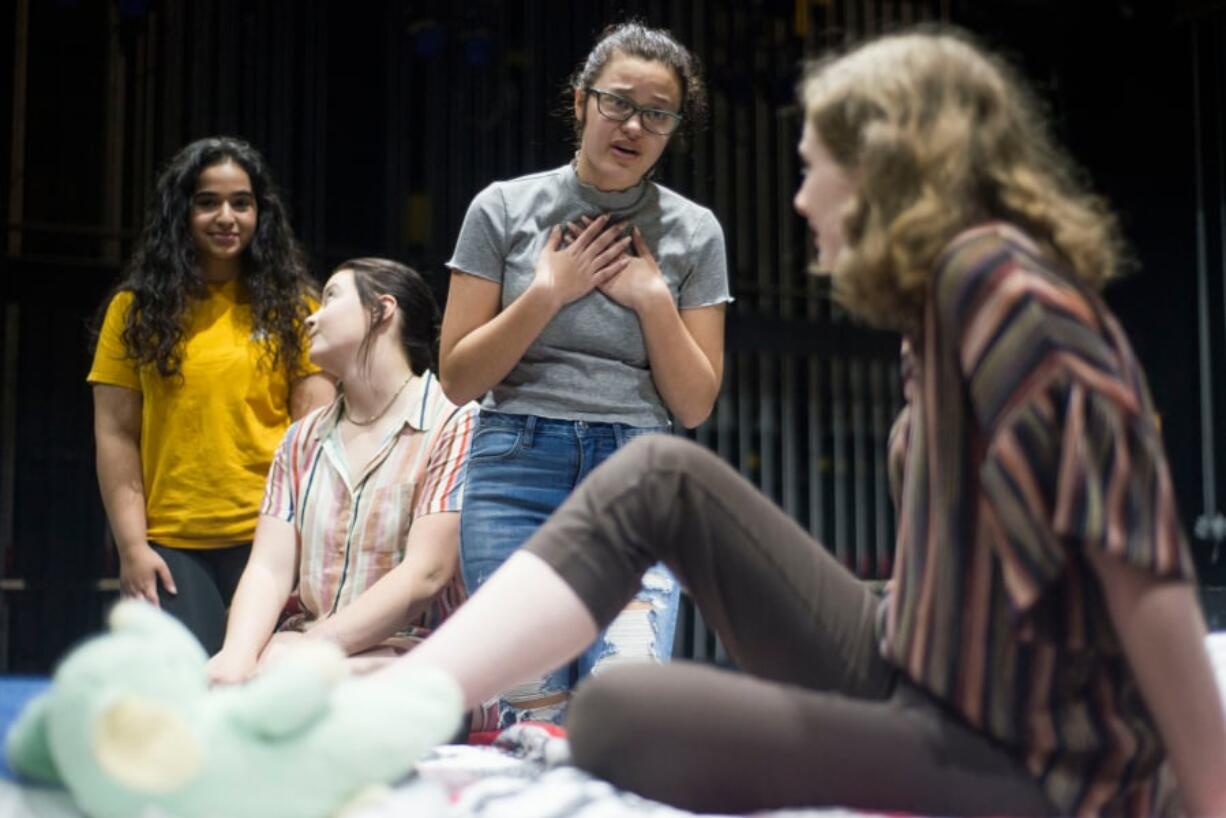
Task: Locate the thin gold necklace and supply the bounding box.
[342,373,413,428]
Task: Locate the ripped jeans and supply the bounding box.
[459,410,681,728]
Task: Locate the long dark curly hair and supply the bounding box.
[101,136,316,378]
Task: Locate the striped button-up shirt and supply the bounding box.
[884,223,1195,817]
[261,370,477,637]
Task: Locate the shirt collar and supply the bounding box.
[312,369,439,440]
[563,162,649,212]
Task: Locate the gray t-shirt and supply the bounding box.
[447,164,731,426]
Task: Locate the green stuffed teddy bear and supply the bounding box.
[4,600,463,818]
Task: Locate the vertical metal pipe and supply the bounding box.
[1191,24,1220,535]
[885,356,902,573]
[832,357,849,568]
[693,411,713,450]
[760,353,777,501]
[1216,19,1226,438]
[717,347,735,463]
[755,96,773,315]
[782,353,799,518]
[809,356,825,541]
[694,329,718,664]
[851,357,869,576]
[777,93,797,319]
[734,124,751,295]
[871,359,889,578]
[738,351,754,480]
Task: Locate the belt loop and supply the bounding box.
[523,414,537,448]
[613,423,626,448]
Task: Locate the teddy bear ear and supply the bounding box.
[93,694,203,794]
[5,692,62,785]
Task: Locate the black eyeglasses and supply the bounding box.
[586,87,683,136]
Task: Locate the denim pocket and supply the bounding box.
[468,425,523,462]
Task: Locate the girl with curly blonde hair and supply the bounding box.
[385,29,1225,816]
[804,29,1126,331]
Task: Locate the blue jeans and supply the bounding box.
[459,410,680,727]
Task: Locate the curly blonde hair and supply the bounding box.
[802,29,1128,332]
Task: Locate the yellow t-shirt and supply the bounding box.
[87,279,320,549]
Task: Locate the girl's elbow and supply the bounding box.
[415,567,452,601]
[438,364,477,406]
[676,397,717,430]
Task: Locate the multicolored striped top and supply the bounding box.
[261,370,477,637]
[883,223,1195,817]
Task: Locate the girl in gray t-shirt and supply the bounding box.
[440,22,730,728]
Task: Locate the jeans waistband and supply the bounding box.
[477,410,670,447]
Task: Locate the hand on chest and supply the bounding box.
[505,215,681,306]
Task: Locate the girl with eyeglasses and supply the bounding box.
[440,21,730,727]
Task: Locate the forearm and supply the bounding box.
[219,514,299,660]
[220,559,295,662]
[440,283,559,405]
[95,435,148,555]
[637,293,720,428]
[1090,551,1226,815]
[1127,587,1226,814]
[307,560,446,655]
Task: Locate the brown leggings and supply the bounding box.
[523,435,1056,816]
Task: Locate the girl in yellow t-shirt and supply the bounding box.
[88,136,335,654]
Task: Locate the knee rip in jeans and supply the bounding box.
[592,600,661,673]
[640,568,675,594]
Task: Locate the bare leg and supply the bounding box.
[383,551,598,708]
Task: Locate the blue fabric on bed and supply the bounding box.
[0,677,51,781]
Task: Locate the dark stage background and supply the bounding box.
[1,0,1225,673]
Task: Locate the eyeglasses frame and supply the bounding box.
[584,87,684,136]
